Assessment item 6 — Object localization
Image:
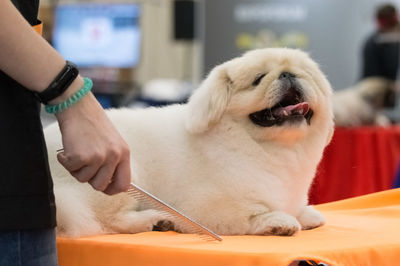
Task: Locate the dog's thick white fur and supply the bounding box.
[333,77,393,127]
[45,48,334,237]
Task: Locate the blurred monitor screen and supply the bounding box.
[53,3,140,68]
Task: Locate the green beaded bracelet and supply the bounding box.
[45,77,93,114]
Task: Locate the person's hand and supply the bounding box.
[54,89,131,195]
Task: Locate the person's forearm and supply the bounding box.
[0,2,131,195]
[0,0,67,92]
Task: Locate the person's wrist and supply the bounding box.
[47,75,84,105]
[54,90,102,122]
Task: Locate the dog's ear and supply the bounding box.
[326,121,334,146]
[185,64,233,133]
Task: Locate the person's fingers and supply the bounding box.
[103,159,131,195]
[70,162,103,183]
[57,152,87,172]
[58,149,106,183]
[88,153,120,191]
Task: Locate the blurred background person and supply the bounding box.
[361,3,400,81]
[360,3,400,110]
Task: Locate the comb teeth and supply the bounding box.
[127,183,222,242]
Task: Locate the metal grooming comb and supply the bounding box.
[127,182,222,242]
[55,149,221,241]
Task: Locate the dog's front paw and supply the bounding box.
[153,220,175,232]
[111,209,173,234]
[297,205,325,230]
[249,211,301,236]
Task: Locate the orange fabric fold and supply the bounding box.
[57,189,400,266]
[33,22,42,36]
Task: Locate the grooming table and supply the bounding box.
[57,188,400,266]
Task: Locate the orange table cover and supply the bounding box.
[57,188,400,266]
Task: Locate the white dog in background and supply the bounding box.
[333,77,394,127]
[45,48,334,237]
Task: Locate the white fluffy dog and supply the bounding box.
[333,77,393,127]
[45,48,334,237]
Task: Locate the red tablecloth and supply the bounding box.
[309,126,400,204]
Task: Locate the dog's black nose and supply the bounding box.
[279,72,296,79]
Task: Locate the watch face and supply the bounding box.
[37,61,79,104]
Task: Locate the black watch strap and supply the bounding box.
[34,61,79,104]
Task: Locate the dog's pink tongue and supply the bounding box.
[273,102,310,117]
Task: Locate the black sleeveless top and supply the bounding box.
[0,0,56,230]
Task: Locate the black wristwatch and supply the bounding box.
[34,61,79,104]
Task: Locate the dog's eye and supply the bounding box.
[252,73,267,86]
